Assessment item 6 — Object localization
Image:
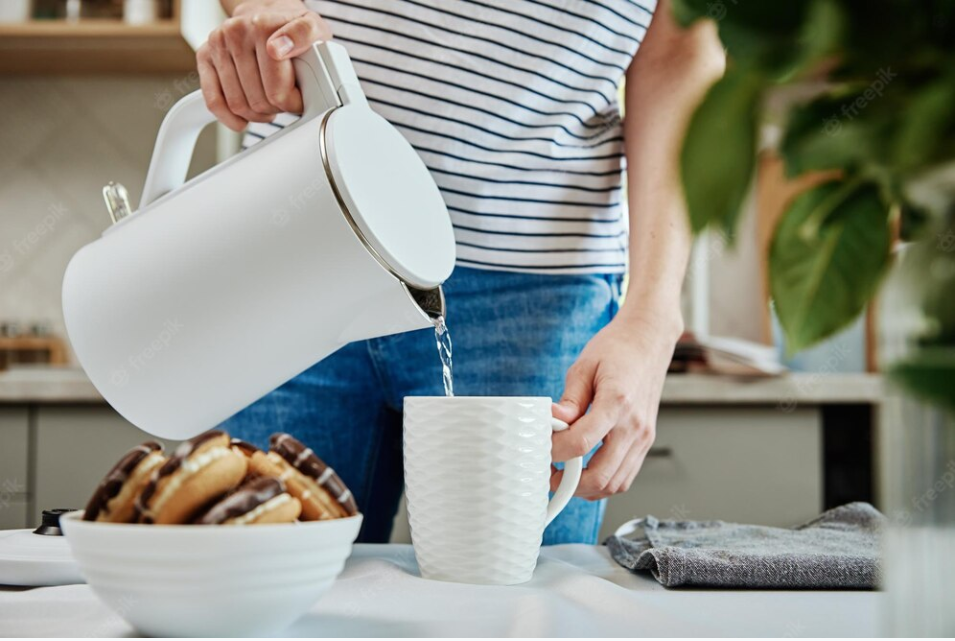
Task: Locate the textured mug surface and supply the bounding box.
[404,396,562,585]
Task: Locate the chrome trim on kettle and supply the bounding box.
[319,109,445,320]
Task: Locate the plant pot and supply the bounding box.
[878,243,955,636]
[880,392,955,635]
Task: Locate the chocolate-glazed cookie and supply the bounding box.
[194,476,301,525]
[247,433,358,520]
[229,438,261,460]
[136,430,247,524]
[84,441,165,523]
[270,433,359,517]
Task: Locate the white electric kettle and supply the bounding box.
[62,41,456,440]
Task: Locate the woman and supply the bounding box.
[205,0,724,543]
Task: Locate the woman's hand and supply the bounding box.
[551,309,682,500]
[549,0,722,501]
[197,0,332,131]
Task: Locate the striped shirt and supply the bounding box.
[244,0,656,274]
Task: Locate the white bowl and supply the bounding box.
[60,511,362,637]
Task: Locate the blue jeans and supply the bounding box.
[222,266,622,544]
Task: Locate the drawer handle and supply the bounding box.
[646,446,673,458]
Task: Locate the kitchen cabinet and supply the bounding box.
[0,19,193,75]
[0,407,29,489]
[32,406,178,524]
[0,407,30,529]
[600,406,821,534]
[0,499,28,530]
[0,0,222,74]
[12,404,823,534]
[0,369,881,534]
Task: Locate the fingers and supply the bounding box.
[230,41,277,119]
[197,45,248,132]
[210,46,269,126]
[551,440,648,499]
[554,359,596,425]
[549,465,562,493]
[607,442,649,497]
[575,430,634,499]
[210,27,275,125]
[256,39,302,113]
[197,11,328,129]
[267,12,333,61]
[551,384,619,462]
[577,433,642,499]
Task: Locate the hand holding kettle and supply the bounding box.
[198,0,332,130]
[63,39,456,440]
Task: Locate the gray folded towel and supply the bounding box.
[606,502,883,589]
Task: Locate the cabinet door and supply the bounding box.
[0,499,28,530]
[600,406,822,540]
[33,405,179,524]
[0,406,30,529]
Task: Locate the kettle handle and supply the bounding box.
[139,41,365,210]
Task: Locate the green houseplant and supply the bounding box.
[673,1,955,633]
[675,0,954,404]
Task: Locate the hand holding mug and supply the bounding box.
[404,397,582,585]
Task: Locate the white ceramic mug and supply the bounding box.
[403,396,583,585]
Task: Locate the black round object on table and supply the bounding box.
[32,509,77,536]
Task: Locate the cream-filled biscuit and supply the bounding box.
[247,433,358,520]
[194,476,301,525]
[136,431,247,524]
[84,442,166,523]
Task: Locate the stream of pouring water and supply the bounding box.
[434,315,454,397]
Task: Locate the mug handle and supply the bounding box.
[545,418,583,526]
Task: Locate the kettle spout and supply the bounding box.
[406,284,446,321]
[338,279,447,345]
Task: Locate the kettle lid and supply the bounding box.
[323,105,456,290]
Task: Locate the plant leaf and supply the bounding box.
[793,0,845,72]
[780,93,882,176]
[923,229,955,344]
[668,0,810,41]
[890,347,955,413]
[770,180,891,354]
[681,67,762,235]
[894,74,955,172]
[891,230,955,345]
[670,0,813,74]
[835,0,950,76]
[669,0,708,28]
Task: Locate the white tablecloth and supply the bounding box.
[0,544,880,637]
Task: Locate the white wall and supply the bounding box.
[706,193,766,342]
[0,75,216,355]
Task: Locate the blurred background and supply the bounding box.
[4,1,954,634]
[0,0,882,541]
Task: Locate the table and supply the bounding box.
[0,544,880,637]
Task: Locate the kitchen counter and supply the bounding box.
[0,367,884,405]
[0,543,880,637]
[0,367,884,534]
[0,368,102,404]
